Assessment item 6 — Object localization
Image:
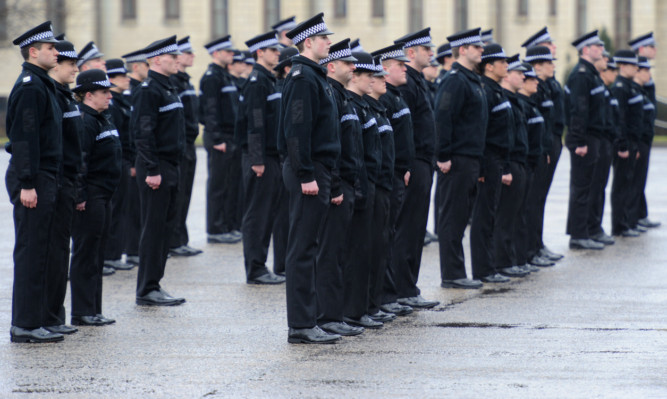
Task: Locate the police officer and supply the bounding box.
[272,16,297,47]
[77,41,106,71]
[200,35,242,244]
[168,36,202,257]
[69,69,122,326]
[390,28,439,308]
[279,13,341,344]
[521,27,565,263]
[103,59,136,271]
[564,30,607,250]
[234,31,285,285]
[6,21,64,343]
[132,36,187,306]
[371,43,415,316]
[435,28,488,289]
[43,34,83,336]
[610,50,641,237]
[315,38,364,336]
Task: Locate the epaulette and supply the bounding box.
[615,82,623,88]
[290,64,302,77]
[578,65,586,73]
[21,72,33,84]
[450,69,458,75]
[248,70,259,82]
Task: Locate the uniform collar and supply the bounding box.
[22,62,55,87]
[327,77,351,98]
[452,62,482,83]
[578,58,599,75]
[253,63,276,82]
[364,94,385,112]
[148,69,174,88]
[293,55,327,78]
[481,74,503,91]
[79,102,107,120]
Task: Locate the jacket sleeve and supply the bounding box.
[132,85,161,175]
[435,76,464,163]
[8,84,47,189]
[567,72,590,148]
[246,80,269,166]
[199,74,226,145]
[283,76,318,183]
[75,116,96,203]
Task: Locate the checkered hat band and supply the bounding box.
[524,54,552,62]
[524,70,537,77]
[19,30,55,48]
[106,67,127,74]
[207,41,233,54]
[146,43,179,58]
[381,49,406,60]
[293,22,329,45]
[631,37,656,50]
[58,50,78,59]
[75,79,111,90]
[275,21,297,32]
[124,55,146,63]
[507,60,522,70]
[403,36,432,48]
[482,50,507,60]
[450,35,482,47]
[375,63,384,72]
[639,61,651,68]
[78,48,102,65]
[527,32,552,47]
[436,50,452,58]
[320,48,353,64]
[248,38,279,53]
[178,43,193,52]
[481,34,493,41]
[614,56,637,64]
[576,36,602,50]
[354,63,375,71]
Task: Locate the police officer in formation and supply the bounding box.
[5,18,660,345]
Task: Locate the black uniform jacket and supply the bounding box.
[366,94,395,192]
[517,93,546,168]
[109,90,134,164]
[54,82,83,181]
[6,62,63,189]
[505,89,528,165]
[199,63,239,148]
[329,77,363,191]
[611,76,643,152]
[398,65,435,164]
[131,69,185,175]
[380,83,414,176]
[481,75,514,173]
[547,76,566,136]
[565,58,606,149]
[171,71,200,145]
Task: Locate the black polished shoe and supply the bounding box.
[397,295,440,308]
[288,326,341,344]
[638,217,661,228]
[368,310,396,323]
[569,238,605,250]
[125,255,140,265]
[182,245,203,255]
[343,315,383,329]
[522,264,540,272]
[591,232,615,245]
[136,289,186,306]
[424,231,438,246]
[169,246,192,257]
[441,278,483,289]
[380,302,413,316]
[231,230,243,239]
[319,321,364,336]
[207,233,242,244]
[71,315,107,326]
[539,246,564,261]
[529,255,555,267]
[102,266,116,276]
[105,259,134,271]
[44,324,78,335]
[247,273,286,285]
[634,224,648,233]
[10,326,64,343]
[499,266,530,277]
[95,314,116,325]
[481,273,510,283]
[618,229,640,237]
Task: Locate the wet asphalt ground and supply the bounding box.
[0,148,665,398]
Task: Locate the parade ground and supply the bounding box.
[0,148,665,398]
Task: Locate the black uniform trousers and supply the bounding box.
[315,180,355,324]
[587,137,613,237]
[494,162,527,269]
[272,170,289,275]
[105,160,131,261]
[136,160,179,297]
[124,173,141,257]
[470,152,504,279]
[515,165,536,266]
[70,189,112,317]
[283,160,331,329]
[437,155,480,281]
[206,146,241,234]
[566,136,600,239]
[368,186,391,314]
[391,159,433,298]
[343,182,375,319]
[632,142,651,224]
[44,177,75,326]
[241,154,280,280]
[6,167,58,329]
[381,173,407,305]
[170,142,197,249]
[611,150,637,235]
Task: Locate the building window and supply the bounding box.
[211,0,228,38]
[264,0,280,30]
[614,0,631,50]
[549,0,557,16]
[334,0,346,18]
[518,0,528,17]
[454,0,467,31]
[372,0,385,18]
[576,0,587,37]
[122,0,137,20]
[165,0,180,19]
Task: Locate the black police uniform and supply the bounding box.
[365,95,394,315]
[70,103,122,317]
[132,69,185,297]
[169,70,199,250]
[378,82,415,305]
[44,81,83,327]
[272,75,289,276]
[343,91,380,321]
[631,86,655,227]
[235,63,282,281]
[470,74,513,280]
[199,62,241,236]
[392,64,435,298]
[123,77,142,260]
[279,55,340,329]
[104,90,133,262]
[610,75,643,234]
[315,77,363,326]
[435,62,488,282]
[6,62,62,330]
